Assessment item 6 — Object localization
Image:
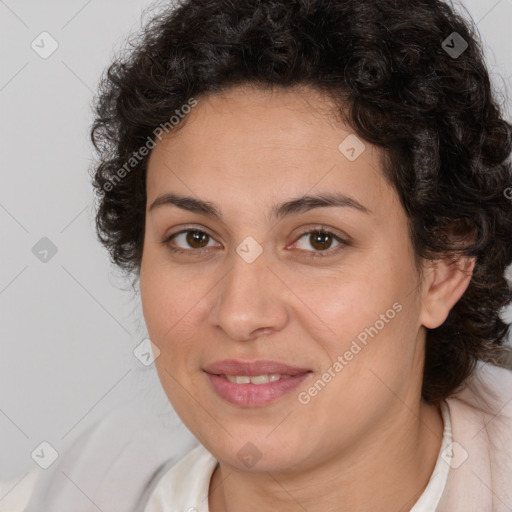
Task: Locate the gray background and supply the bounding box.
[0,0,511,488]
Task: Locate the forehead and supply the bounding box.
[151,85,345,158]
[146,85,394,219]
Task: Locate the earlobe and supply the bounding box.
[420,256,475,329]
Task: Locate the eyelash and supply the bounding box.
[162,226,348,258]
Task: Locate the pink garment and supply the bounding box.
[437,362,512,510]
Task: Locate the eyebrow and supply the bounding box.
[148,192,371,221]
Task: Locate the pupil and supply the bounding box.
[311,232,331,251]
[187,230,208,248]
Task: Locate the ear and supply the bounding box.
[419,256,475,329]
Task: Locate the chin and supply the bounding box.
[205,434,309,473]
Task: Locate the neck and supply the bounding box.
[208,400,443,512]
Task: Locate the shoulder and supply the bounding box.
[142,444,218,512]
[448,361,512,427]
[441,361,512,510]
[0,467,41,511]
[23,398,198,512]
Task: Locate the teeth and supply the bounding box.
[225,374,282,384]
[226,375,250,384]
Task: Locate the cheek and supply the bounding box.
[285,265,400,341]
[292,261,421,385]
[140,268,203,407]
[140,255,208,343]
[139,260,217,414]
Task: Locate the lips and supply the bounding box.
[203,359,311,377]
[203,359,312,407]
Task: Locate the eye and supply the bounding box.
[164,229,220,254]
[163,226,348,257]
[292,228,346,255]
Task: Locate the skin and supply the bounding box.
[139,84,474,511]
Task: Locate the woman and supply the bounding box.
[24,0,512,510]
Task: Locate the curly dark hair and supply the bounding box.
[90,0,512,403]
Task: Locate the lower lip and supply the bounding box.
[206,372,311,407]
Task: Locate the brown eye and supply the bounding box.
[294,229,345,254]
[186,230,210,248]
[309,231,334,251]
[166,229,219,252]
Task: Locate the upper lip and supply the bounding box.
[203,359,312,377]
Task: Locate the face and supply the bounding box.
[140,85,429,472]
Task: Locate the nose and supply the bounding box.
[208,244,289,342]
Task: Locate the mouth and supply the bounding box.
[219,373,292,384]
[203,359,313,407]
